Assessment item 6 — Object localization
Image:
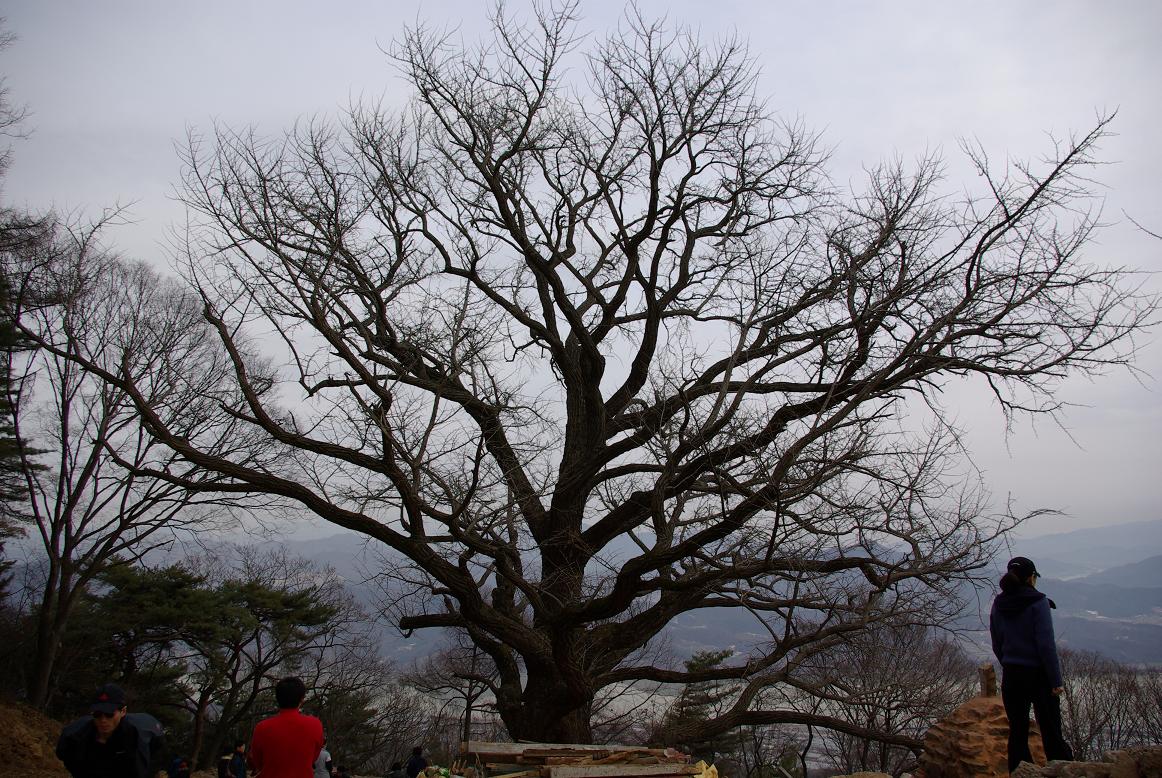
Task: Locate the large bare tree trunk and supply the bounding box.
[29,565,77,711]
[28,597,62,710]
[502,667,594,743]
[189,689,212,771]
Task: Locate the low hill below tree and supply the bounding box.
[1038,577,1162,620]
[1055,616,1162,665]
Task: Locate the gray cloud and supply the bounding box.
[3,0,1158,536]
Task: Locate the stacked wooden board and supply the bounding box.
[459,742,713,778]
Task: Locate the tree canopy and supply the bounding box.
[14,4,1156,745]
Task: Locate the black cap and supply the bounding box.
[91,683,126,715]
[1007,556,1040,580]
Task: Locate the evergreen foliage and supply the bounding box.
[657,650,743,761]
[0,276,23,598]
[45,551,366,769]
[0,23,41,601]
[0,221,51,601]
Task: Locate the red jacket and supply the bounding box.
[248,709,324,778]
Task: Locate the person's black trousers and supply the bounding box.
[1001,664,1074,772]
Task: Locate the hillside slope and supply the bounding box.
[0,700,69,777]
[1080,554,1162,588]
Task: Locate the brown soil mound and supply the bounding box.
[0,699,69,777]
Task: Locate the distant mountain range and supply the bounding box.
[1066,554,1162,588]
[15,516,1156,666]
[269,518,1162,667]
[1009,519,1162,580]
[953,520,1162,665]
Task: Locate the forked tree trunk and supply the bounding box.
[499,663,594,743]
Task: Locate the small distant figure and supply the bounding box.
[990,556,1075,772]
[405,746,428,778]
[219,740,247,778]
[313,739,333,778]
[387,761,406,778]
[248,676,326,778]
[56,683,165,778]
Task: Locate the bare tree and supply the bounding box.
[3,221,264,710]
[732,724,807,778]
[405,640,499,745]
[804,622,976,774]
[589,667,666,745]
[1059,648,1155,761]
[1137,668,1162,745]
[306,648,437,774]
[36,4,1156,745]
[0,20,29,177]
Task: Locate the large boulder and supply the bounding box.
[916,694,1046,778]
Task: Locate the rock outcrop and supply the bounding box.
[912,666,1162,778]
[916,693,1046,777]
[1008,746,1162,777]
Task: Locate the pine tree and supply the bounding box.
[658,650,743,762]
[0,212,52,599]
[0,22,44,601]
[0,268,32,599]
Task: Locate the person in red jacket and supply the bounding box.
[248,677,325,778]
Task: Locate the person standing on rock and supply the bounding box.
[990,556,1074,772]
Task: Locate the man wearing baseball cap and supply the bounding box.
[56,683,164,778]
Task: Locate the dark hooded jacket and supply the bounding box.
[990,582,1063,687]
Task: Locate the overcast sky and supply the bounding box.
[2,1,1159,538]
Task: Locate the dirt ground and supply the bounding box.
[0,698,70,777]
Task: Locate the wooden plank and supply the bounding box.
[545,756,604,765]
[464,743,652,757]
[549,766,700,778]
[490,770,543,778]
